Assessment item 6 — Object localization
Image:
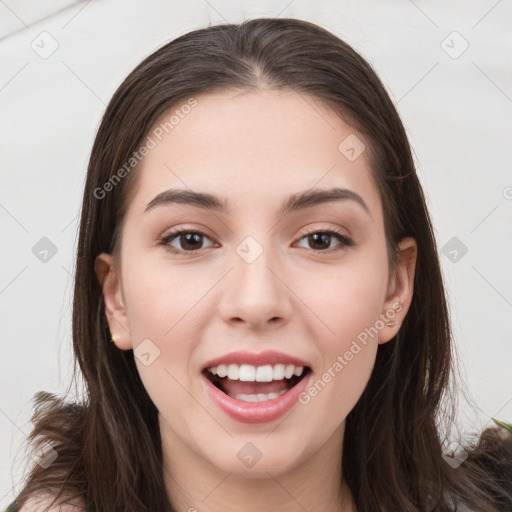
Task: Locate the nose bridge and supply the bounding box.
[218,231,292,327]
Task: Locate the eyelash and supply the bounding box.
[157,227,354,255]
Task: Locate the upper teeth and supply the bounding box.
[207,364,304,382]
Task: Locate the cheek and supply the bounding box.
[295,251,388,351]
[120,256,205,402]
[295,249,388,421]
[121,253,209,342]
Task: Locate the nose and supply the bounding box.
[217,240,293,331]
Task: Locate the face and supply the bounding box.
[96,88,416,479]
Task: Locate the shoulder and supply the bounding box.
[16,493,85,512]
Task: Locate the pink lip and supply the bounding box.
[201,350,311,370]
[201,370,311,424]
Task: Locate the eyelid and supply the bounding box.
[298,224,352,240]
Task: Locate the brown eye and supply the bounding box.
[158,229,214,253]
[296,229,353,253]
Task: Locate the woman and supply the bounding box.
[7,17,512,512]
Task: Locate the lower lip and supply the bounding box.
[202,372,311,424]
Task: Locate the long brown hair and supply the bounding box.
[8,18,512,512]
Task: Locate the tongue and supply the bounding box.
[221,378,289,396]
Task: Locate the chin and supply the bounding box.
[199,435,312,478]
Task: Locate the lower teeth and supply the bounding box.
[231,389,288,402]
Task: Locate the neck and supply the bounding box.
[160,418,355,512]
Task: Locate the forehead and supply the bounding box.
[126,88,382,220]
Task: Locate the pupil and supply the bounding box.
[181,233,201,250]
[309,233,330,250]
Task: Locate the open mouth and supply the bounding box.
[202,364,311,402]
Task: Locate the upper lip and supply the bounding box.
[201,350,312,371]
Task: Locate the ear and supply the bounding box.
[378,237,417,344]
[94,253,132,350]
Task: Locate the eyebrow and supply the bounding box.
[144,187,370,217]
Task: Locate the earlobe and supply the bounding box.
[378,237,417,344]
[94,253,132,350]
